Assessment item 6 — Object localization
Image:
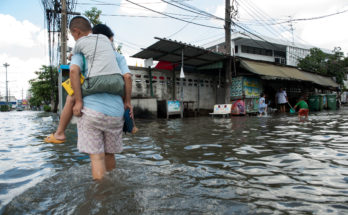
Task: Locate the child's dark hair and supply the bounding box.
[92,24,114,39]
[69,16,91,32]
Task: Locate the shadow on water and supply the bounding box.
[1,109,348,214]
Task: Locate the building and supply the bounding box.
[57,36,339,118]
[204,32,331,67]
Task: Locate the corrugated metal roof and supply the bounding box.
[240,59,339,88]
[132,37,227,67]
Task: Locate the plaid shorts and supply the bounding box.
[77,107,124,154]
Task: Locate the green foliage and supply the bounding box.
[0,105,9,112]
[297,48,328,74]
[297,47,348,85]
[43,105,51,112]
[84,7,102,26]
[28,65,58,110]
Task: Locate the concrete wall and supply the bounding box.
[129,66,219,110]
[131,97,157,114]
[286,46,310,67]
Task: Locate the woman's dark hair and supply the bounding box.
[92,24,114,39]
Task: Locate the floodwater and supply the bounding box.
[1,109,348,215]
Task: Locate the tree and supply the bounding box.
[83,7,123,53]
[297,48,328,74]
[28,65,58,111]
[298,47,348,85]
[84,7,102,26]
[326,47,346,85]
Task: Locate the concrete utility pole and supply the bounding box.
[58,0,68,113]
[45,0,79,113]
[3,63,9,105]
[224,0,232,104]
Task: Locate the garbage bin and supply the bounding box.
[327,94,337,110]
[308,95,320,111]
[321,94,328,109]
[318,94,324,111]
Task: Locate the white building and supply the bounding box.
[205,32,331,67]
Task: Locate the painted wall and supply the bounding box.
[286,46,310,67]
[129,67,218,110]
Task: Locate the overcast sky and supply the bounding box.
[0,0,347,99]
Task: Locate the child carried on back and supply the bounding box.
[63,16,124,97]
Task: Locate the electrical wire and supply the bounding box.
[124,0,223,29]
[166,15,199,38]
[269,9,348,25]
[160,0,223,21]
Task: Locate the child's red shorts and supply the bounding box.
[298,108,309,116]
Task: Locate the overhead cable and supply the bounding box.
[125,0,223,29]
[269,8,348,25]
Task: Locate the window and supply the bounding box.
[274,50,286,58]
[234,45,238,53]
[241,45,273,56]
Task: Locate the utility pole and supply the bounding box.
[3,63,9,106]
[224,0,232,104]
[45,0,79,113]
[58,0,68,113]
[289,16,295,45]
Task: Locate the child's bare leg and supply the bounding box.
[90,153,106,180]
[54,95,75,140]
[105,153,116,171]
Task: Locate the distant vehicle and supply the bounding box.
[16,105,24,111]
[16,100,24,111]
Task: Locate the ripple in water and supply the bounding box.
[1,109,348,214]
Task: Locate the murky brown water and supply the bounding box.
[1,109,348,214]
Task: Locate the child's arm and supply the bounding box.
[70,64,83,116]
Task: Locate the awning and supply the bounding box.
[197,61,223,70]
[240,59,339,88]
[132,37,228,68]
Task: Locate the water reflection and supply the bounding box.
[1,109,348,214]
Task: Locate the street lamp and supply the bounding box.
[3,63,9,106]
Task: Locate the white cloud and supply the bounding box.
[119,0,168,16]
[0,14,46,48]
[0,14,48,99]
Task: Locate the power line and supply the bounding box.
[100,13,210,20]
[167,15,199,38]
[125,0,223,29]
[160,0,223,21]
[171,0,225,21]
[270,8,348,25]
[237,0,306,60]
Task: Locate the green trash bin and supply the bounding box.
[321,94,328,109]
[308,95,320,111]
[327,94,337,110]
[318,94,324,111]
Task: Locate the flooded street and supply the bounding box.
[1,109,348,214]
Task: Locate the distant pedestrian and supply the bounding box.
[275,88,287,113]
[294,96,309,121]
[258,93,268,116]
